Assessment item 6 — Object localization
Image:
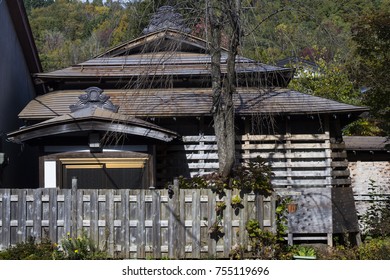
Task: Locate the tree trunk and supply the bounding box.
[207,0,241,177]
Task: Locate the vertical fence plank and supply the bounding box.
[105,190,114,256]
[121,190,130,259]
[207,189,216,258]
[49,189,57,242]
[240,193,248,250]
[223,190,232,258]
[63,189,71,238]
[179,187,185,259]
[1,189,10,249]
[15,189,26,244]
[152,190,161,259]
[26,189,34,238]
[33,189,42,243]
[256,195,264,229]
[90,190,98,248]
[42,188,50,240]
[192,189,201,259]
[76,189,83,237]
[137,189,145,259]
[168,179,179,259]
[270,193,277,234]
[71,178,78,239]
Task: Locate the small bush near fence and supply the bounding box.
[2,236,390,260]
[0,233,110,260]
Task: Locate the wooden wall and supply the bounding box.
[0,1,38,188]
[157,132,351,188]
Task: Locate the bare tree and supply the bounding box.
[207,0,241,177]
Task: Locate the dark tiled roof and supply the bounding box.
[19,88,367,120]
[35,52,290,79]
[344,136,389,151]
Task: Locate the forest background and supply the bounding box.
[23,0,389,138]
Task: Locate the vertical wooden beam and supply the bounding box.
[285,117,292,188]
[105,190,114,256]
[71,177,78,239]
[244,117,250,162]
[192,189,201,259]
[207,188,216,258]
[137,189,145,258]
[122,189,130,259]
[148,148,155,189]
[33,189,42,243]
[239,193,248,250]
[90,190,98,249]
[327,233,333,247]
[49,188,57,242]
[168,178,180,259]
[256,195,264,230]
[288,233,293,246]
[17,189,27,244]
[270,193,277,234]
[1,189,10,249]
[324,115,332,188]
[223,190,232,258]
[76,189,83,238]
[152,189,161,259]
[63,189,71,239]
[179,187,185,259]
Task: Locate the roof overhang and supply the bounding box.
[17,88,369,120]
[7,108,178,144]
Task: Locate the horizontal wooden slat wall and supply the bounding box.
[157,133,349,188]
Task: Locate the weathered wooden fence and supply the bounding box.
[0,185,276,259]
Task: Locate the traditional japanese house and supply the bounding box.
[7,6,367,244]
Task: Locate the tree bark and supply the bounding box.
[207,0,241,177]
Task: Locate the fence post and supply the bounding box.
[168,178,180,259]
[71,177,78,239]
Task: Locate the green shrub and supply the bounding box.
[359,180,390,238]
[357,238,390,260]
[0,232,110,260]
[0,237,58,260]
[60,232,109,260]
[317,237,390,260]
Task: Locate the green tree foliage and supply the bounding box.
[27,0,153,71]
[289,58,361,105]
[348,6,390,137]
[23,0,54,14]
[25,0,388,136]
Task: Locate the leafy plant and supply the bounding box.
[178,156,274,196]
[59,231,109,260]
[231,195,243,210]
[232,156,274,196]
[275,196,292,241]
[208,217,224,240]
[292,245,317,257]
[245,219,282,259]
[215,201,227,214]
[0,237,59,260]
[359,180,390,238]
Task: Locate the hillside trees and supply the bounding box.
[24,0,388,138]
[348,6,390,138]
[26,0,151,71]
